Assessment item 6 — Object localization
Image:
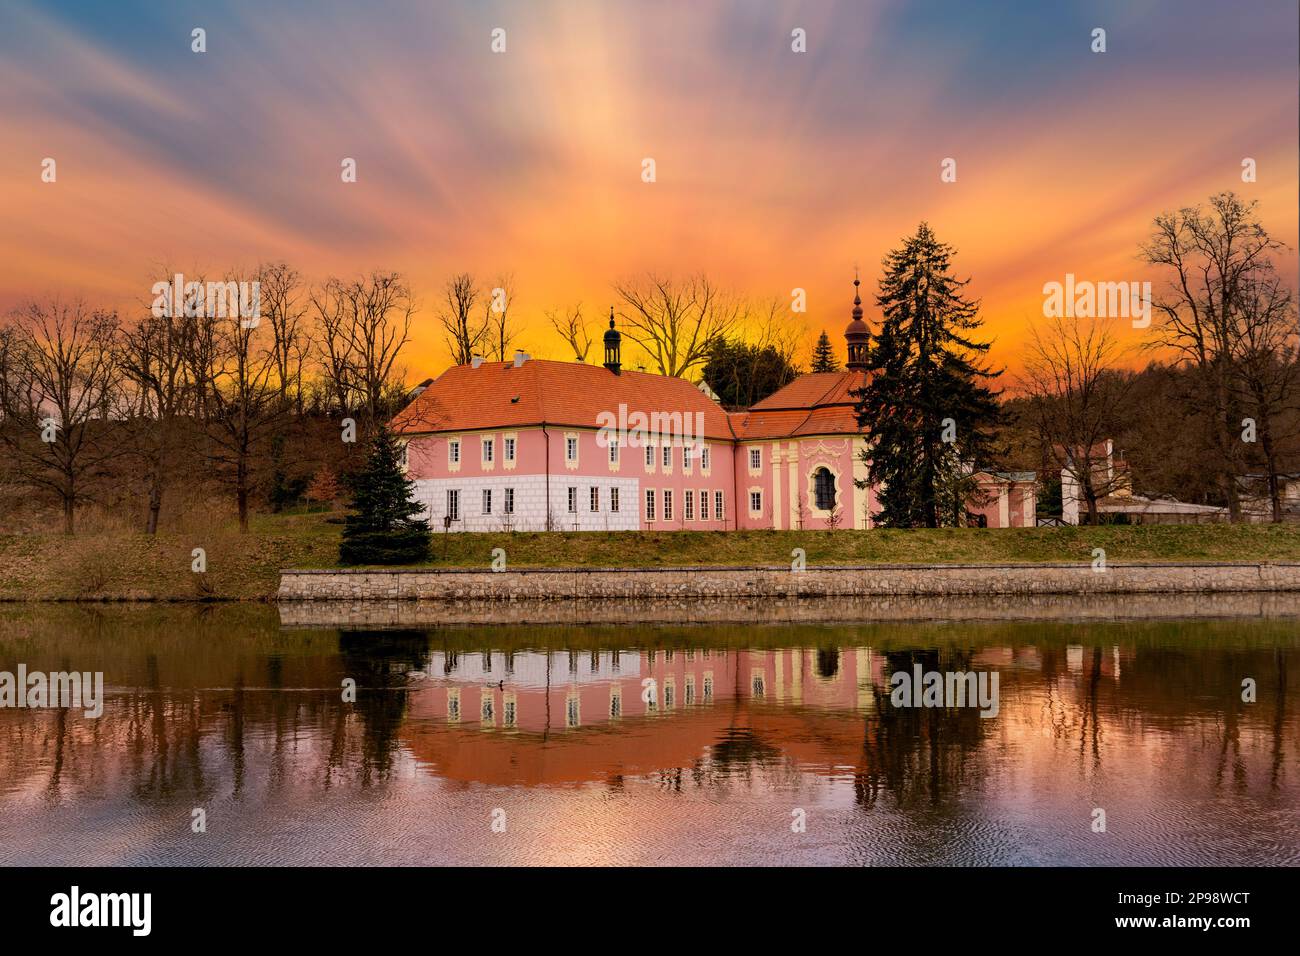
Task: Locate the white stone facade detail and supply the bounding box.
[413,475,641,532]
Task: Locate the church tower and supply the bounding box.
[844,275,869,370]
[603,308,622,373]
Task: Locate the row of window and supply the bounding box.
[446,676,719,727]
[644,489,726,523]
[448,436,517,466]
[442,487,730,521]
[445,434,717,472]
[636,443,710,472]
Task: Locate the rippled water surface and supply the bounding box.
[1,604,1297,866]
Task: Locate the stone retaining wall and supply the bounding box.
[277,590,1300,629]
[278,562,1300,603]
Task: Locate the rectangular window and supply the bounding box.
[504,436,515,461]
[589,486,599,512]
[503,698,517,728]
[567,487,577,513]
[504,487,515,514]
[610,487,620,512]
[662,445,672,468]
[482,437,494,463]
[446,489,460,521]
[399,441,409,469]
[566,436,578,461]
[663,489,673,522]
[749,447,761,470]
[700,489,709,520]
[645,444,654,468]
[683,445,693,471]
[449,439,461,465]
[645,489,656,522]
[481,489,492,515]
[701,445,710,471]
[609,440,618,463]
[715,490,724,521]
[685,490,694,521]
[750,490,762,513]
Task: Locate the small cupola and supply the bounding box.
[844,275,870,370]
[603,308,622,374]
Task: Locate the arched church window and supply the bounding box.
[813,467,837,511]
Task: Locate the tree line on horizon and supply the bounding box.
[0,191,1295,537]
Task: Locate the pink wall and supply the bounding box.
[406,429,1034,530]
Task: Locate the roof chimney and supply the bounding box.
[512,350,530,368]
[471,354,484,369]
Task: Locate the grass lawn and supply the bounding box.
[0,511,1297,601]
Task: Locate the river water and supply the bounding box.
[0,602,1296,866]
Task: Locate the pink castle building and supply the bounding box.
[391,281,1036,531]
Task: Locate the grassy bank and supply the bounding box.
[1,512,1298,602]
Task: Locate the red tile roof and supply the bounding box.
[390,359,738,440]
[732,369,868,439]
[391,361,871,443]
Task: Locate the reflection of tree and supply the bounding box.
[1271,648,1287,790]
[858,649,995,810]
[334,629,430,785]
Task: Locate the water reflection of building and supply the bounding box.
[402,648,881,785]
[414,648,879,731]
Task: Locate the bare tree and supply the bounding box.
[612,273,742,377]
[341,272,414,423]
[118,302,193,534]
[1142,191,1287,521]
[0,300,123,533]
[310,271,413,423]
[1231,272,1299,521]
[484,273,520,361]
[547,303,592,362]
[747,296,805,375]
[259,262,311,413]
[195,285,284,532]
[438,273,486,366]
[1020,314,1134,524]
[309,278,357,415]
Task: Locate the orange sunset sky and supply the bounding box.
[1,0,1296,380]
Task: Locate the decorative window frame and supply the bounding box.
[502,432,518,471]
[806,463,844,517]
[747,446,763,476]
[748,486,764,517]
[447,436,462,472]
[563,432,579,470]
[480,434,496,471]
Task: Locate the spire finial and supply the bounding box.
[609,306,615,328]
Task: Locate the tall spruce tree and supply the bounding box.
[810,331,839,372]
[853,223,1003,527]
[339,424,432,564]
